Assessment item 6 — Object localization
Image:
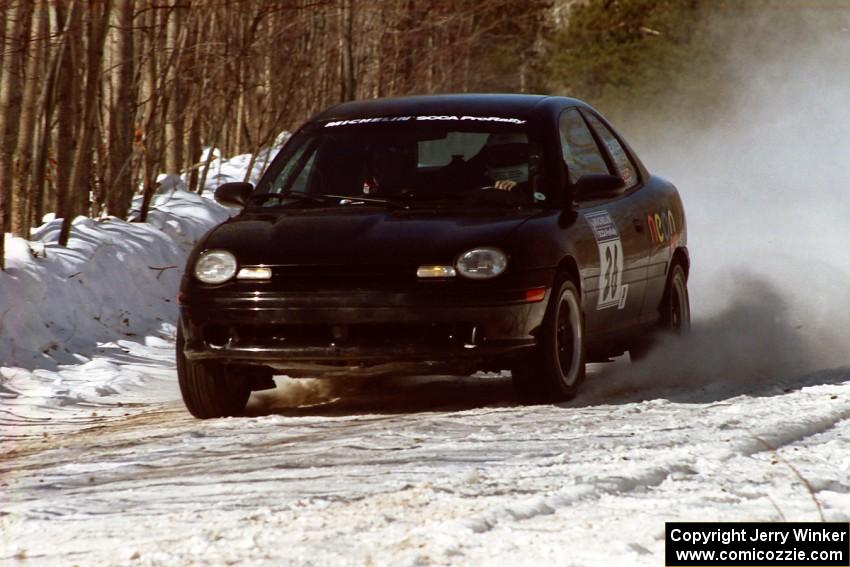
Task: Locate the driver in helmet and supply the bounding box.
[362,143,414,195]
[481,131,531,191]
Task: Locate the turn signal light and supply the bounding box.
[236,267,272,280]
[417,265,457,278]
[524,288,546,302]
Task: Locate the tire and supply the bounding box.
[512,278,586,403]
[661,263,690,335]
[176,322,250,419]
[629,262,690,362]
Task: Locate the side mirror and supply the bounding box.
[214,182,253,207]
[573,174,626,201]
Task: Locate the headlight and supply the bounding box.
[194,250,237,284]
[456,247,508,279]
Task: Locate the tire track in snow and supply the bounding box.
[446,461,697,536]
[732,408,850,459]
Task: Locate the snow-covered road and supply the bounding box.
[2,335,848,566]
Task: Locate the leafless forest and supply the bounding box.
[0,0,826,269]
[0,0,550,265]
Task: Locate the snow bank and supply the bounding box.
[0,192,227,369]
[0,142,285,370]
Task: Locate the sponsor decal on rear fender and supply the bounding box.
[647,209,679,248]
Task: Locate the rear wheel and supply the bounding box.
[176,322,250,419]
[512,278,586,403]
[630,262,690,361]
[662,263,690,335]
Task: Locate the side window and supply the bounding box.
[270,138,316,193]
[558,108,610,184]
[584,113,639,187]
[287,150,316,193]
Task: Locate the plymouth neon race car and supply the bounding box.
[177,94,689,418]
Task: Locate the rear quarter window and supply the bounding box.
[558,108,610,184]
[584,113,639,188]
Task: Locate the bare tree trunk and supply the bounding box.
[185,8,209,193]
[138,0,163,223]
[338,0,355,101]
[106,0,135,218]
[233,15,246,155]
[182,8,202,191]
[54,0,79,242]
[397,0,417,94]
[0,0,25,269]
[185,115,201,191]
[196,124,222,196]
[59,1,112,246]
[0,5,5,80]
[163,0,185,174]
[11,6,40,236]
[92,106,108,216]
[31,0,59,228]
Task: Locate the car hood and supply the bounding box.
[200,207,539,266]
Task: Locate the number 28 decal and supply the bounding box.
[585,211,628,310]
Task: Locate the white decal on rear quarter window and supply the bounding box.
[586,210,626,310]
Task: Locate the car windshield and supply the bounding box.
[254,117,552,208]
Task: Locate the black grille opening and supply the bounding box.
[235,324,331,347]
[203,324,230,348]
[271,265,416,290]
[214,322,481,349]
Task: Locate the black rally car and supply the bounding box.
[177,94,689,418]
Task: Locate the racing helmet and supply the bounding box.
[483,131,531,184]
[363,143,414,194]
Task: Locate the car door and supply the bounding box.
[558,107,648,335]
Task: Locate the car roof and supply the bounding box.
[313,94,590,122]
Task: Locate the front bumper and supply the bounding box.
[179,282,551,376]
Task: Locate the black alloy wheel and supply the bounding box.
[663,264,690,335]
[512,278,586,403]
[629,262,690,362]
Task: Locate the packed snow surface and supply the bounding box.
[2,357,849,566]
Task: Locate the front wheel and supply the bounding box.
[512,279,586,403]
[176,322,250,419]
